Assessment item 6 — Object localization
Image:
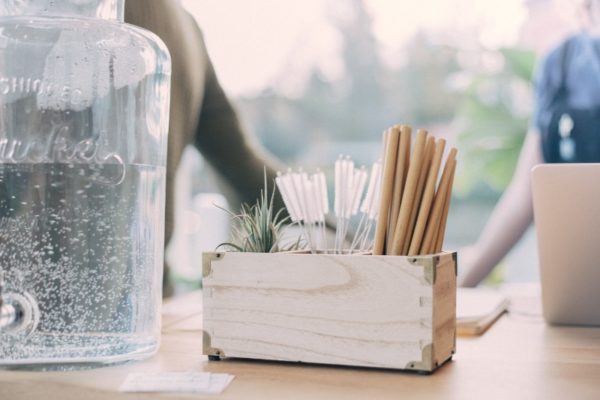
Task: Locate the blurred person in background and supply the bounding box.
[460,0,600,286]
[125,0,284,296]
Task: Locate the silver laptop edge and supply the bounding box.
[532,163,600,326]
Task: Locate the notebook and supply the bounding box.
[457,288,508,336]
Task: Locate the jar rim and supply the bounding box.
[0,0,125,21]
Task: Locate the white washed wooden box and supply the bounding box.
[202,251,457,373]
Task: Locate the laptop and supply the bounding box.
[531,164,600,326]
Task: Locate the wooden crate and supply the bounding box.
[202,251,457,373]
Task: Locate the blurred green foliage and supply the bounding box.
[238,0,536,203]
[454,48,537,196]
[238,0,461,164]
[237,0,537,206]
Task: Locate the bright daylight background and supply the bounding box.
[168,0,579,288]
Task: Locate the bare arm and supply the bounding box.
[458,131,543,287]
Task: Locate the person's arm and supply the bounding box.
[458,131,543,287]
[193,49,287,210]
[127,0,284,210]
[458,36,566,287]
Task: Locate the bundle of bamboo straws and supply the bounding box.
[373,125,457,256]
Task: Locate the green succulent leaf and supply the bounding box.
[216,169,301,253]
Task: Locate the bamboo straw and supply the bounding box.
[420,149,457,255]
[372,127,401,255]
[401,126,411,183]
[434,159,457,253]
[402,136,435,255]
[386,125,411,254]
[390,129,428,255]
[408,138,446,256]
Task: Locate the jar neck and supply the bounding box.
[0,0,125,21]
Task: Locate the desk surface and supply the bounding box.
[1,291,600,400]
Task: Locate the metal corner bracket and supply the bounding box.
[202,252,225,279]
[408,255,439,286]
[405,343,434,372]
[451,251,458,276]
[203,330,226,359]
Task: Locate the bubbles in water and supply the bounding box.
[0,163,165,364]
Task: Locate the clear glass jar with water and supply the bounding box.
[0,0,171,366]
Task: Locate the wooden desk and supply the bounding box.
[1,291,599,400]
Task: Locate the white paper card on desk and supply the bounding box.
[457,288,509,336]
[208,374,236,394]
[119,372,234,394]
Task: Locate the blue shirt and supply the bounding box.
[532,33,600,132]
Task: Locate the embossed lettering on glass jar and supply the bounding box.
[0,0,171,367]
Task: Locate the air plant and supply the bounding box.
[217,173,300,253]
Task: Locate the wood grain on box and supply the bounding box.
[202,252,456,372]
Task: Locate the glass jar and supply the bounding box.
[0,0,171,367]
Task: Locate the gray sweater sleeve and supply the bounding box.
[192,38,286,211]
